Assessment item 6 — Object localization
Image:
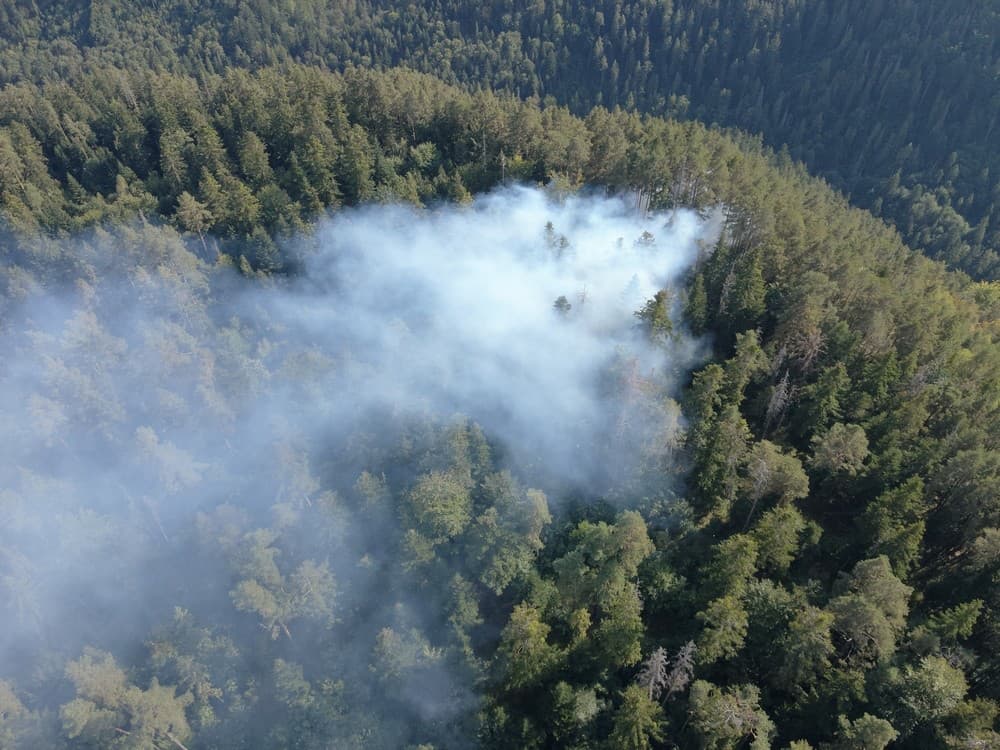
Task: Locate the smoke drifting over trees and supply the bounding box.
[0,187,706,747]
[266,187,706,483]
[1,60,996,749]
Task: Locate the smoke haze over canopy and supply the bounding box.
[0,186,708,742]
[265,186,707,482]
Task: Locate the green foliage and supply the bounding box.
[0,48,996,750]
[496,604,560,691]
[702,534,759,598]
[465,474,551,594]
[691,403,752,522]
[551,512,654,668]
[687,680,775,749]
[407,470,473,542]
[13,0,996,277]
[549,681,600,747]
[635,289,673,344]
[225,529,337,640]
[61,648,194,749]
[929,448,1000,551]
[875,656,968,736]
[777,606,835,691]
[810,423,869,477]
[827,557,912,665]
[696,595,749,665]
[752,505,809,576]
[925,600,984,643]
[793,363,850,440]
[824,714,898,750]
[858,477,927,577]
[718,247,767,337]
[744,441,810,505]
[685,273,709,335]
[608,685,666,750]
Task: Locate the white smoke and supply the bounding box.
[0,185,709,739]
[263,185,707,482]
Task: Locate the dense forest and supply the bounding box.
[0,61,998,748]
[0,0,998,280]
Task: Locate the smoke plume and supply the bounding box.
[0,186,708,744]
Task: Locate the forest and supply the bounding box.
[0,0,998,279]
[0,6,999,750]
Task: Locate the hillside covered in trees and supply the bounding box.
[0,0,998,280]
[0,63,998,749]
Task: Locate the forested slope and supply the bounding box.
[1,0,998,279]
[0,66,998,749]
